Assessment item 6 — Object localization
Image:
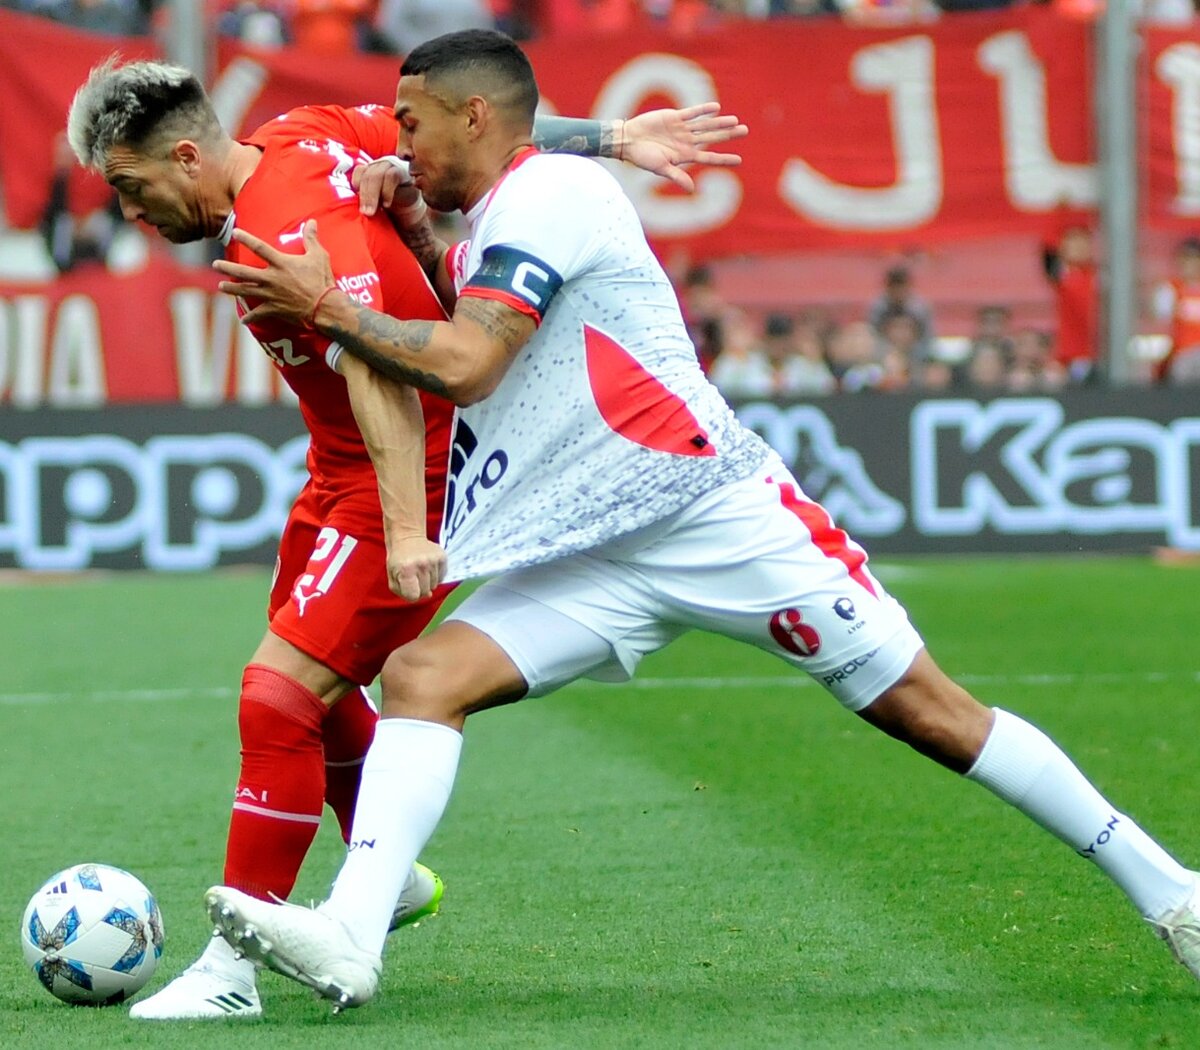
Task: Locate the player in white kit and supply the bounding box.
[204,29,1200,1012]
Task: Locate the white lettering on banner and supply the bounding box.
[0,294,105,407]
[209,58,269,140]
[587,53,742,235]
[779,36,941,231]
[49,296,106,406]
[0,433,310,571]
[978,32,1095,210]
[911,399,1200,549]
[170,290,297,405]
[734,402,906,536]
[1156,43,1200,216]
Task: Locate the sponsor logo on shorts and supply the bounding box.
[769,608,821,657]
[821,648,881,686]
[833,597,856,621]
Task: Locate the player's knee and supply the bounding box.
[378,644,462,722]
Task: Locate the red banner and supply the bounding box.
[0,255,293,406]
[1145,27,1200,235]
[1,7,1100,253]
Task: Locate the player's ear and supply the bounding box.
[173,140,202,176]
[464,95,489,140]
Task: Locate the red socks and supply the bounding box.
[223,665,327,900]
[322,687,379,844]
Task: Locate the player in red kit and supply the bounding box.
[66,55,749,1020]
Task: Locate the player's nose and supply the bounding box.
[118,196,143,223]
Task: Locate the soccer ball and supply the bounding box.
[20,863,164,1006]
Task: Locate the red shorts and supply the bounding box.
[268,479,454,685]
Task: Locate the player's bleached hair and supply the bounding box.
[67,55,222,171]
[400,29,539,128]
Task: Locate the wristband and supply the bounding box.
[304,284,339,329]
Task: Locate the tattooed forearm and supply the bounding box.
[531,115,615,158]
[326,308,451,399]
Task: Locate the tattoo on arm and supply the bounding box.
[531,115,615,158]
[456,296,531,357]
[399,217,446,277]
[327,308,450,399]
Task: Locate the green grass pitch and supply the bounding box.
[0,556,1198,1048]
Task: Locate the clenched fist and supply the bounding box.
[387,534,447,601]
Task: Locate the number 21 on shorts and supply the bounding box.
[291,527,358,615]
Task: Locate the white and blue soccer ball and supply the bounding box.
[20,863,164,1005]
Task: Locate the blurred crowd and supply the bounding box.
[684,262,1072,399]
[11,0,1200,393]
[4,0,1198,53]
[679,223,1200,397]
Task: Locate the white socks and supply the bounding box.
[967,708,1194,920]
[197,930,256,985]
[321,717,463,957]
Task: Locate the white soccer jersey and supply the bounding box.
[441,150,769,581]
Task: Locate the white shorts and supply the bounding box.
[446,457,924,711]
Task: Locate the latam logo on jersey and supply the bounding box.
[443,416,508,543]
[336,272,380,307]
[769,608,821,658]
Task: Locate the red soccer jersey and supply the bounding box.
[1159,276,1200,381]
[1052,262,1098,368]
[230,104,451,537]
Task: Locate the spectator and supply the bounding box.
[1043,224,1099,382]
[710,311,836,398]
[678,263,730,373]
[914,357,956,391]
[970,304,1013,359]
[1151,235,1200,385]
[289,0,372,53]
[39,131,123,273]
[372,0,492,55]
[827,321,886,392]
[217,1,287,46]
[706,308,759,396]
[867,265,935,362]
[874,311,921,391]
[962,339,1009,391]
[1007,327,1066,392]
[44,0,149,33]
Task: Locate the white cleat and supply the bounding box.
[1150,875,1200,981]
[128,963,261,1020]
[204,887,381,1010]
[390,862,444,932]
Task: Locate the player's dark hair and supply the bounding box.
[401,30,539,127]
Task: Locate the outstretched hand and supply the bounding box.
[621,102,748,193]
[213,220,337,328]
[387,535,447,601]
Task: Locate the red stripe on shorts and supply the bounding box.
[770,477,877,597]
